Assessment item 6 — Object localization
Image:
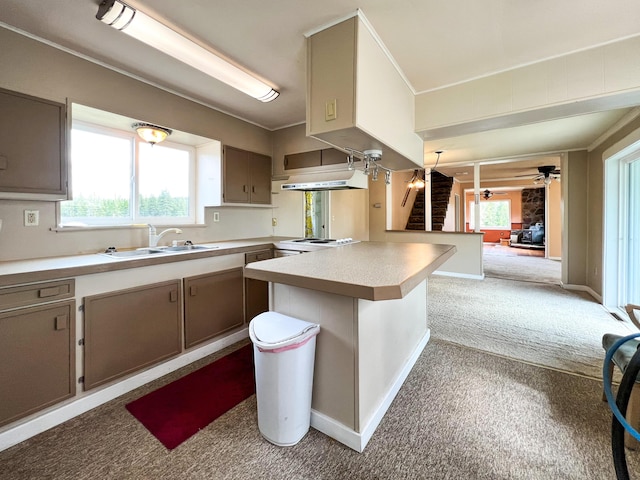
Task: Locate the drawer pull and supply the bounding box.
[55,314,68,331]
[39,287,61,298]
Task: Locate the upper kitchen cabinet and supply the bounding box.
[0,88,67,200]
[306,14,424,171]
[222,146,271,205]
[283,148,347,170]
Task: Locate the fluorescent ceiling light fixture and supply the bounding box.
[96,0,280,102]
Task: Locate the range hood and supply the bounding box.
[281,170,369,191]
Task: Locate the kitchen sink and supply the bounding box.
[99,244,217,259]
[153,245,217,252]
[99,248,168,259]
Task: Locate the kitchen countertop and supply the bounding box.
[0,237,293,288]
[244,241,456,301]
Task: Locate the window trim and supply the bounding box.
[468,199,511,230]
[61,121,197,227]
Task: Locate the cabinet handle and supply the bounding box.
[243,185,247,193]
[252,186,256,193]
[170,290,178,302]
[189,286,198,297]
[39,287,61,298]
[0,156,7,170]
[55,314,68,331]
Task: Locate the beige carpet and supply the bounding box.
[0,340,638,479]
[483,247,561,284]
[428,275,634,380]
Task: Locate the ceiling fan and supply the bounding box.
[482,189,507,200]
[516,165,561,184]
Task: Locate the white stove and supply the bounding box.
[280,237,360,247]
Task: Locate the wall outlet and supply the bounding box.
[272,217,278,227]
[213,211,220,222]
[24,210,39,227]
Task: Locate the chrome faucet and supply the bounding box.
[148,225,182,247]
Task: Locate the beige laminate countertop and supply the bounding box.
[244,241,456,301]
[0,237,290,288]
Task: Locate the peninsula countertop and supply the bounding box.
[244,241,456,301]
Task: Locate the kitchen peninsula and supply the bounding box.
[244,241,456,452]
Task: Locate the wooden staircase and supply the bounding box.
[431,171,454,231]
[405,188,425,230]
[404,171,453,231]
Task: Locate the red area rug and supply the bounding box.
[125,344,255,450]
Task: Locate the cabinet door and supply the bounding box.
[223,146,249,203]
[83,280,182,390]
[184,268,244,349]
[284,150,321,170]
[245,249,273,323]
[249,152,272,204]
[321,148,347,166]
[0,301,75,427]
[0,88,67,197]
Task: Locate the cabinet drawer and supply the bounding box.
[0,279,75,311]
[245,249,274,264]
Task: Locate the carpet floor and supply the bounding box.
[483,246,561,284]
[428,275,634,380]
[1,340,638,479]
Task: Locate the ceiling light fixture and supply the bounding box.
[96,0,280,102]
[346,149,393,185]
[132,122,172,145]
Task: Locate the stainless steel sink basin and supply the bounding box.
[99,244,217,259]
[153,245,216,252]
[99,248,168,259]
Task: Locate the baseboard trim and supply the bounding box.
[0,329,249,452]
[310,330,430,452]
[433,270,484,280]
[562,284,602,302]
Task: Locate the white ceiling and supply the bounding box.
[2,0,640,174]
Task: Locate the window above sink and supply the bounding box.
[59,104,221,229]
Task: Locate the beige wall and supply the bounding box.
[0,28,276,261]
[547,180,562,259]
[563,150,589,286]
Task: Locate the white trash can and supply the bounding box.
[249,311,320,446]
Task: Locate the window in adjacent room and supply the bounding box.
[468,200,510,230]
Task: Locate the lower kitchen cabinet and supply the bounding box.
[83,280,182,390]
[0,300,75,427]
[245,249,273,323]
[184,268,244,349]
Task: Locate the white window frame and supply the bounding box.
[603,129,640,313]
[61,121,196,227]
[468,199,511,230]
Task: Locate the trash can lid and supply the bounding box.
[249,312,319,349]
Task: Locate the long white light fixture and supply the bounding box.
[96,0,280,102]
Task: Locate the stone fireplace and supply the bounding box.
[521,188,545,228]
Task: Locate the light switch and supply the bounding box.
[325,99,337,121]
